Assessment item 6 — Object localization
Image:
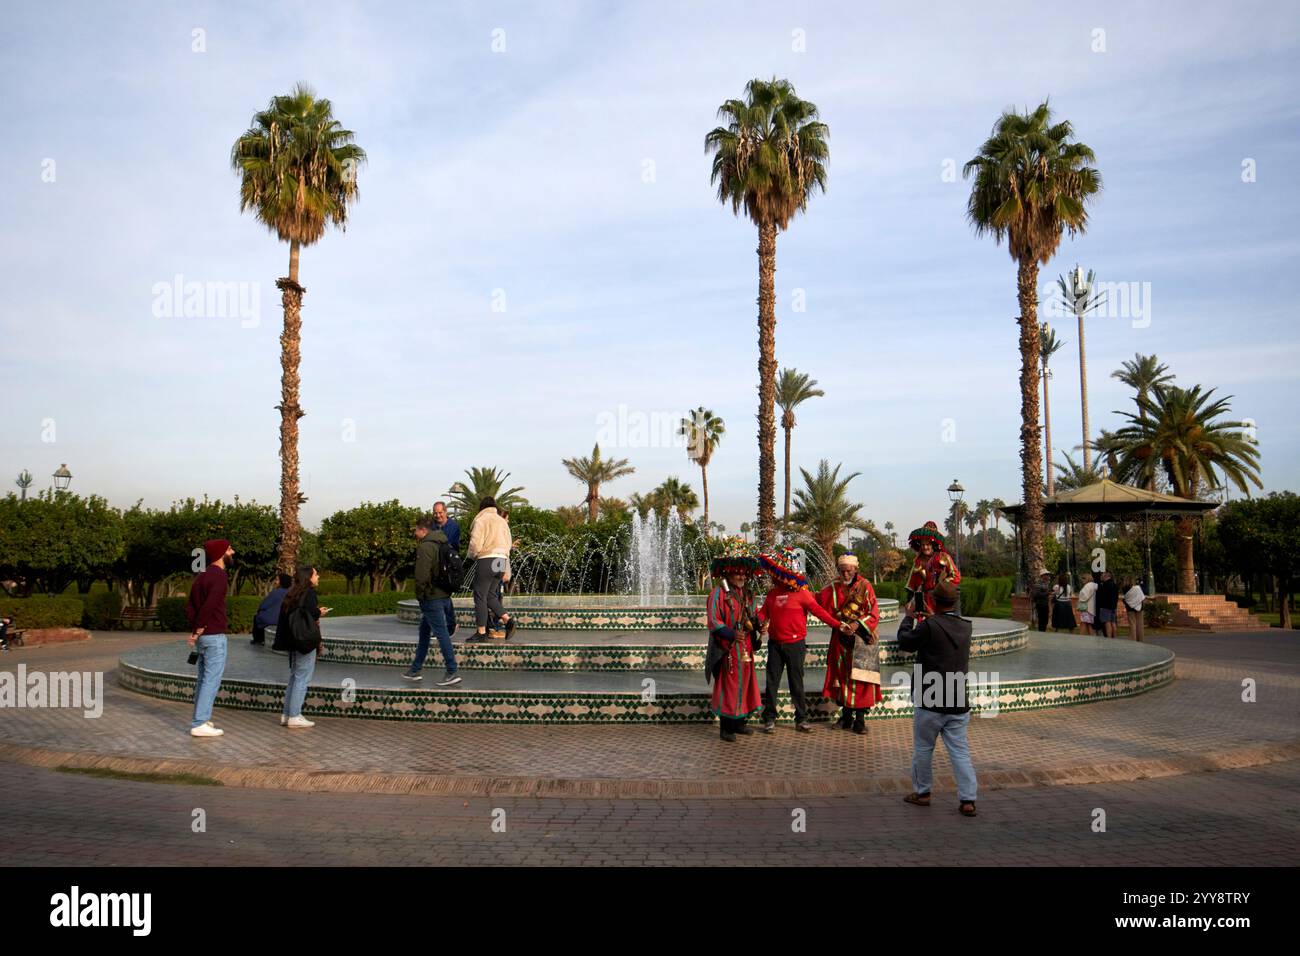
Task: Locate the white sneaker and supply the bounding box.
[190,722,224,738]
[286,715,315,729]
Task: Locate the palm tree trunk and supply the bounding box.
[275,239,305,575]
[588,483,599,523]
[1077,308,1091,471]
[1043,366,1055,496]
[1175,515,1196,593]
[783,424,792,523]
[756,222,778,549]
[1018,263,1045,579]
[701,465,710,534]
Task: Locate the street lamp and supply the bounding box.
[946,479,965,565]
[52,464,72,492]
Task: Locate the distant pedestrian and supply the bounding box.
[186,539,234,738]
[1050,573,1076,633]
[431,501,461,637]
[1031,571,1052,633]
[466,497,514,642]
[1096,571,1119,638]
[756,546,842,733]
[1077,573,1098,635]
[272,565,328,728]
[898,580,978,817]
[404,517,461,684]
[1123,578,1147,642]
[251,573,293,646]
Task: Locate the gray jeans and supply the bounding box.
[473,557,506,628]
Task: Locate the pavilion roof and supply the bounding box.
[1000,479,1220,522]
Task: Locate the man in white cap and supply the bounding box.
[815,553,883,734]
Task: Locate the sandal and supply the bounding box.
[903,792,931,807]
[959,801,977,817]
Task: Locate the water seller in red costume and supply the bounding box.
[905,521,960,620]
[705,540,764,742]
[757,546,843,733]
[817,553,883,734]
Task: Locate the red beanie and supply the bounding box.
[203,539,230,566]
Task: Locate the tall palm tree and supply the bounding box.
[965,511,980,547]
[988,498,1007,535]
[1113,384,1261,591]
[706,78,829,549]
[1056,267,1106,470]
[651,477,700,522]
[232,84,366,573]
[975,499,992,550]
[963,101,1101,579]
[679,408,725,533]
[739,521,752,542]
[14,470,32,502]
[1112,354,1174,488]
[789,460,869,576]
[774,368,825,522]
[884,520,896,546]
[1039,323,1067,495]
[562,443,635,523]
[446,466,528,521]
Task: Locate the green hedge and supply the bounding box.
[959,577,1014,615]
[82,591,124,630]
[0,596,86,628]
[153,591,415,631]
[319,592,413,616]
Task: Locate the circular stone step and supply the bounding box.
[118,634,1174,724]
[395,597,901,631]
[290,616,1028,671]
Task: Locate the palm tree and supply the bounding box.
[706,78,829,549]
[946,500,970,553]
[599,497,629,519]
[1039,323,1067,495]
[14,470,32,502]
[562,443,635,523]
[1112,354,1174,488]
[740,521,752,542]
[651,477,700,522]
[1112,385,1261,591]
[1052,451,1105,491]
[446,466,528,521]
[989,498,1007,535]
[629,492,655,520]
[964,101,1101,579]
[789,460,869,576]
[1055,267,1106,470]
[884,520,896,546]
[965,511,980,547]
[975,499,992,550]
[231,84,366,573]
[774,368,825,522]
[679,408,725,533]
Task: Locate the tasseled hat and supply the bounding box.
[710,537,761,578]
[908,521,946,553]
[760,545,808,590]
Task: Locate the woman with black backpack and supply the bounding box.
[272,565,329,728]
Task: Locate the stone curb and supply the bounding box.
[2,738,1297,800]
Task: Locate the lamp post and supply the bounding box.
[52,464,72,492]
[946,479,965,566]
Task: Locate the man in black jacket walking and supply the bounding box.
[896,579,978,816]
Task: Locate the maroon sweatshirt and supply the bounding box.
[186,565,229,635]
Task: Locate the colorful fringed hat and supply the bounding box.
[710,537,761,578]
[760,545,808,589]
[908,521,946,552]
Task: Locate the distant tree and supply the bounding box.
[652,477,700,521]
[790,460,869,579]
[1217,492,1299,629]
[562,443,635,523]
[319,500,422,594]
[679,407,725,534]
[774,368,824,521]
[446,467,528,522]
[0,490,125,596]
[14,470,33,502]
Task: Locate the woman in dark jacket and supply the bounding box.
[272,565,328,728]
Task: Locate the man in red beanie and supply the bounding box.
[186,539,233,738]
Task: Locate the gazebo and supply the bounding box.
[1000,479,1219,595]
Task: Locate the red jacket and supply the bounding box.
[758,585,841,644]
[186,565,228,635]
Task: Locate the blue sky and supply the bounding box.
[2,0,1297,538]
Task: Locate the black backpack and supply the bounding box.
[433,539,465,593]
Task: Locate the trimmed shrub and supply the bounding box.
[319,592,413,617]
[82,591,124,630]
[156,597,189,632]
[0,595,85,628]
[873,581,902,602]
[1144,599,1173,629]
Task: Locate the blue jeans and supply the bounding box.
[191,633,228,728]
[911,709,978,802]
[414,598,456,674]
[283,649,317,718]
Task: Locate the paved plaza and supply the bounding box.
[0,629,1296,864]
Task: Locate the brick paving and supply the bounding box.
[0,758,1295,866]
[0,631,1296,796]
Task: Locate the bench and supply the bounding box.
[117,606,161,630]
